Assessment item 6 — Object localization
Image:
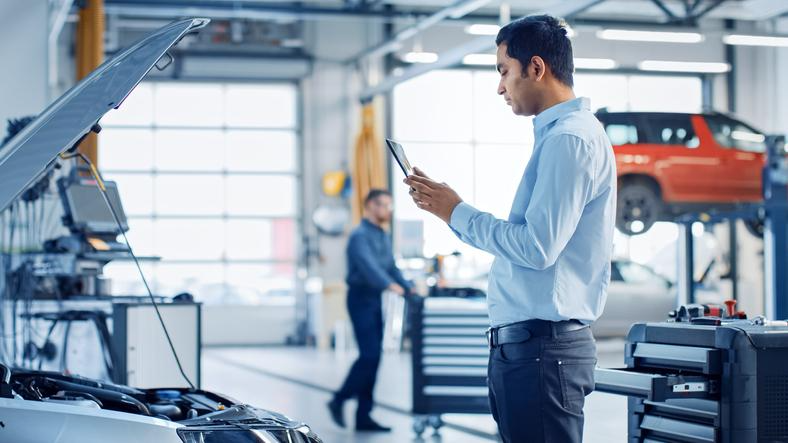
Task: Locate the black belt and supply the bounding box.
[485,319,588,348]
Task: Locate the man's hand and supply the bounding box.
[404,167,463,224]
[388,283,406,296]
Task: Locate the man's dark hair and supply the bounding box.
[364,189,391,206]
[495,15,574,87]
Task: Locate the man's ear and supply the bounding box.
[531,56,546,82]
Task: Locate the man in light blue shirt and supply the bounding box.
[405,15,616,443]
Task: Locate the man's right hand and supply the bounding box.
[388,283,405,296]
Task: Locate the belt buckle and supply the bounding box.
[485,327,494,349]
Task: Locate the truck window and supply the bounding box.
[705,115,765,153]
[645,115,699,148]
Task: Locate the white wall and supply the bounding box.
[301,19,384,285]
[0,0,49,129]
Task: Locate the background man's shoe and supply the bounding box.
[327,399,345,428]
[356,418,391,432]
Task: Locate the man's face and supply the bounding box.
[367,195,393,223]
[496,43,539,116]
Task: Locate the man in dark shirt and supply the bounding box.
[327,189,411,432]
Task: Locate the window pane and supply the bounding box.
[605,124,639,145]
[647,117,699,147]
[104,173,154,216]
[392,143,474,221]
[706,116,766,153]
[394,70,473,142]
[226,175,296,216]
[99,129,154,171]
[154,219,225,260]
[574,74,629,112]
[225,84,297,128]
[155,262,225,296]
[101,83,154,126]
[391,143,474,257]
[155,83,223,127]
[226,219,272,260]
[226,131,296,172]
[474,144,531,219]
[155,129,224,171]
[103,261,156,295]
[123,217,155,257]
[473,71,533,144]
[628,76,701,113]
[155,174,224,215]
[226,264,295,299]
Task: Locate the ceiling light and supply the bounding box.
[465,23,575,38]
[463,53,497,65]
[574,57,617,70]
[401,51,438,64]
[723,34,788,47]
[465,24,500,36]
[638,60,730,73]
[598,29,704,43]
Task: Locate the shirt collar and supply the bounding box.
[533,97,590,133]
[361,218,384,232]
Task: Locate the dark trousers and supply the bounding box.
[488,323,596,443]
[334,286,384,421]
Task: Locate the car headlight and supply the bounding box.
[178,427,321,443]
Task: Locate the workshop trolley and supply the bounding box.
[595,321,788,442]
[408,295,491,436]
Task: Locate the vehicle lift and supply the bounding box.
[675,135,788,319]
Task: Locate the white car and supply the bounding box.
[591,259,676,338]
[0,17,321,443]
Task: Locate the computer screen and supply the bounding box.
[64,180,128,235]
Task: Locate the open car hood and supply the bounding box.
[0,17,210,213]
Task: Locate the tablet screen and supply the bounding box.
[386,139,413,177]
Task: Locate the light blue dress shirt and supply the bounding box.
[450,97,616,326]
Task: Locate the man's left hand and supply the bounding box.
[404,167,463,224]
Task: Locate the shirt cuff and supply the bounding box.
[449,201,478,236]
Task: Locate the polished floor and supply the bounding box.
[202,339,629,443]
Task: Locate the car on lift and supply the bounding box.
[0,17,321,443]
[597,111,768,236]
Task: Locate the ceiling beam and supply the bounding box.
[349,0,493,63]
[359,0,606,103]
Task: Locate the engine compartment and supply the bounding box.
[5,366,235,422]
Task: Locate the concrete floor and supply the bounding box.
[202,339,629,443]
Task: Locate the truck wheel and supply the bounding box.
[617,181,661,236]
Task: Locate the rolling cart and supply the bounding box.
[595,320,788,442]
[408,295,491,436]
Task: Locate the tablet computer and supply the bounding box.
[386,138,413,177]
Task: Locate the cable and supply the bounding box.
[61,152,196,390]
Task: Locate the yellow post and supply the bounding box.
[351,101,388,225]
[75,0,105,166]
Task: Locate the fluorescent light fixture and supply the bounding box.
[465,24,500,36]
[465,23,575,38]
[401,51,438,64]
[463,53,497,65]
[574,57,617,70]
[732,130,766,143]
[723,34,788,47]
[598,29,704,43]
[638,60,730,73]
